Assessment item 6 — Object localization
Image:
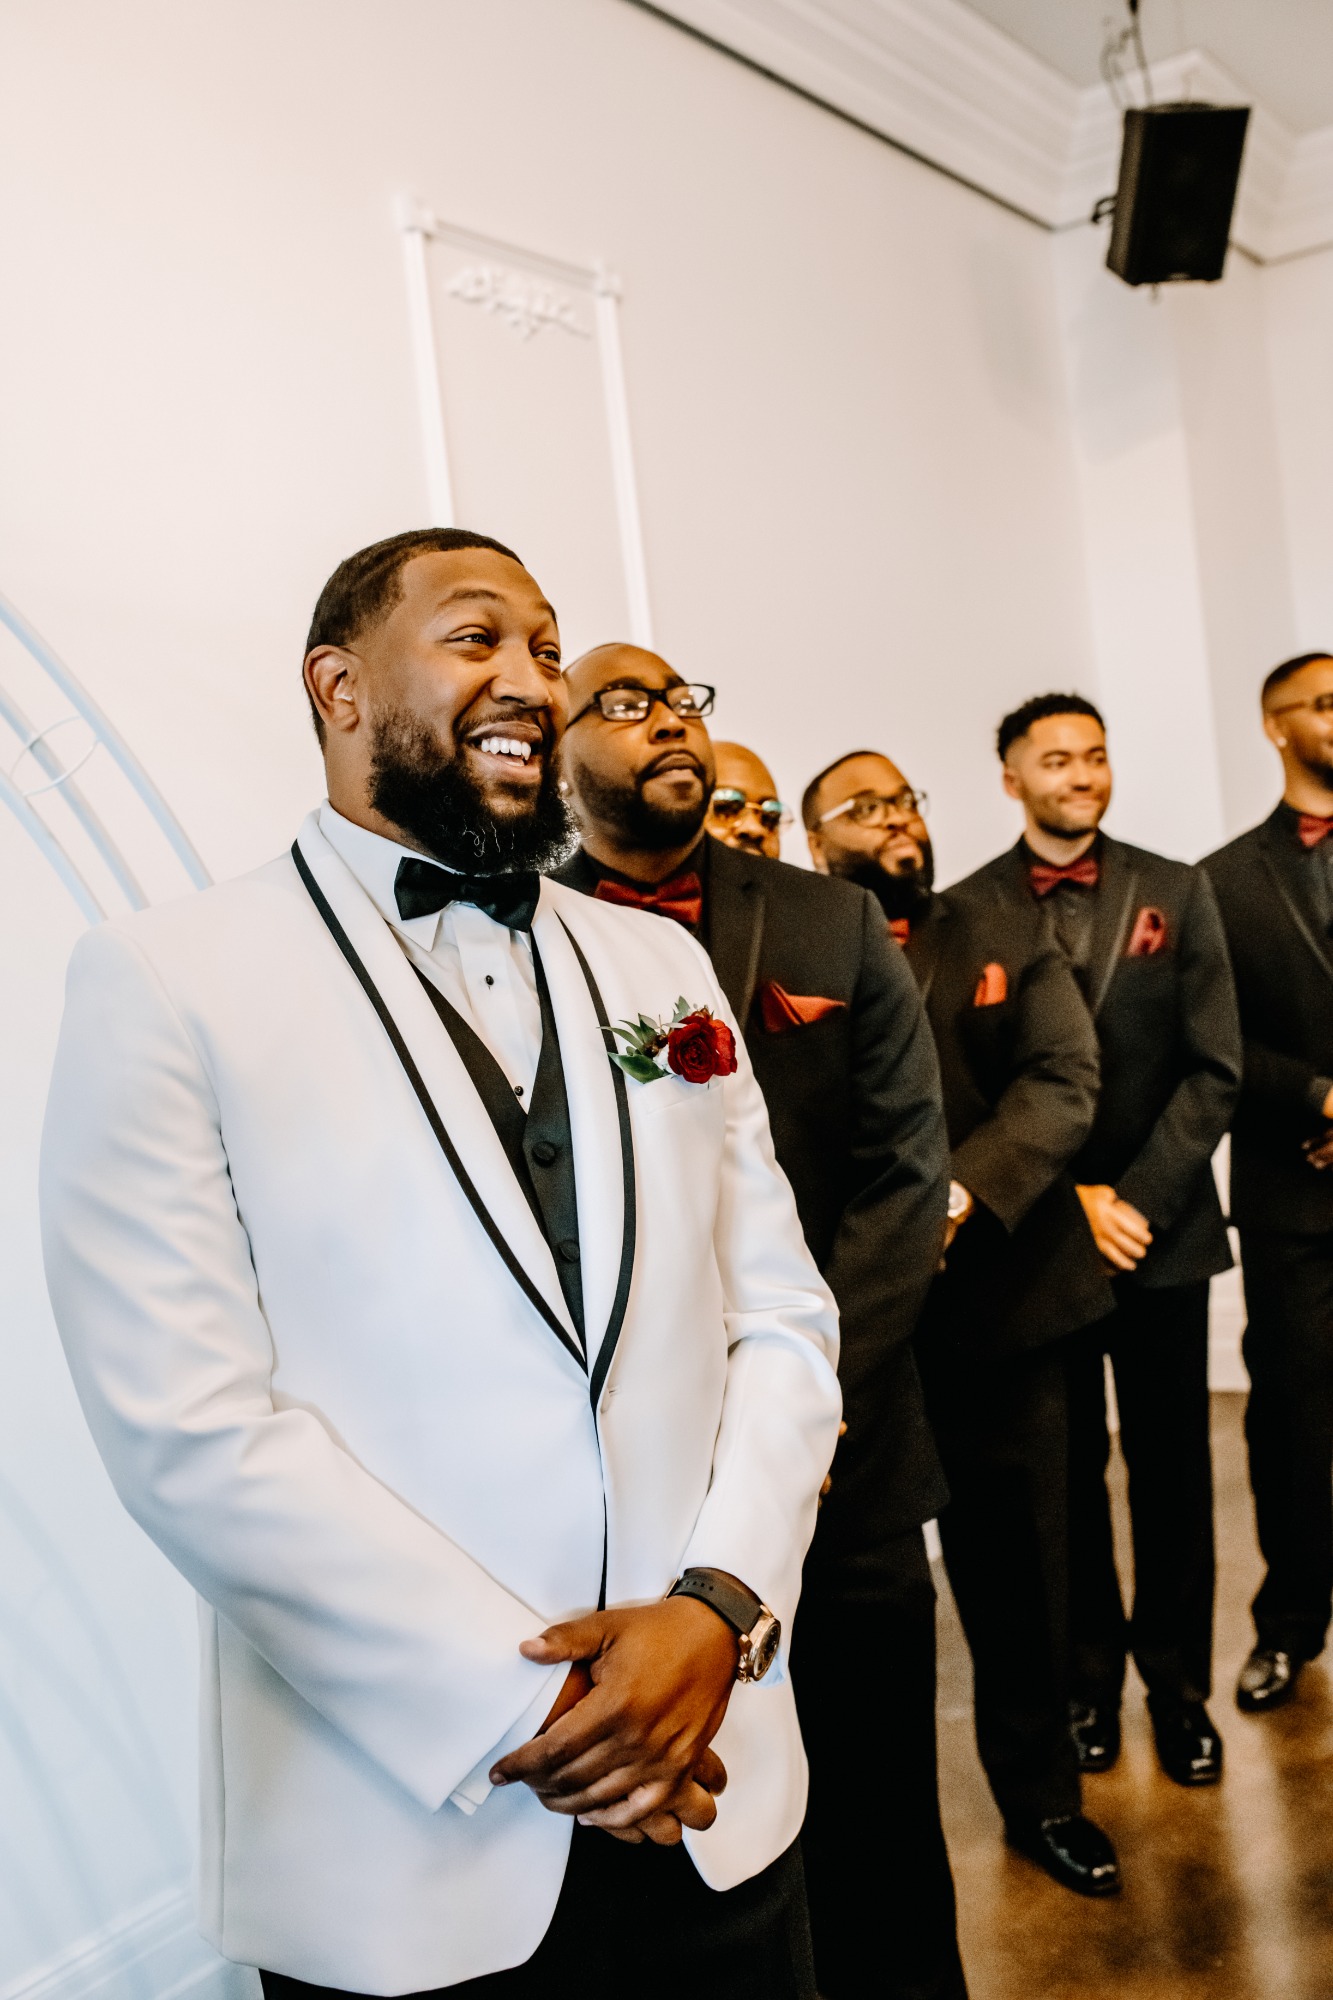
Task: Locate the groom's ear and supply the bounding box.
[305,645,364,737]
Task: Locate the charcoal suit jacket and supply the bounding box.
[967,837,1240,1288]
[904,880,1113,1359]
[1205,805,1333,1235]
[555,837,951,1553]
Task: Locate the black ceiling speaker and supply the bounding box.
[1106,103,1251,286]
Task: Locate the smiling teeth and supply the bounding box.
[476,736,532,761]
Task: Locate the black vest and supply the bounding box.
[412,951,585,1348]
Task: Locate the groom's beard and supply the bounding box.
[830,838,935,922]
[368,706,578,874]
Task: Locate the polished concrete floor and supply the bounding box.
[936,1393,1333,2000]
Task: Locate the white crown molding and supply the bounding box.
[0,1889,243,2000]
[640,0,1333,258]
[643,0,1076,220]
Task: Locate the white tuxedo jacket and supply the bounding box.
[39,813,841,1994]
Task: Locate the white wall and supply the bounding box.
[0,0,1095,891]
[3,2,1330,1991]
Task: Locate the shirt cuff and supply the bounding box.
[447,1665,564,1816]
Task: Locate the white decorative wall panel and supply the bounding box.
[399,204,653,660]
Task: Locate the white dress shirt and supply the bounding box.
[319,803,542,1102]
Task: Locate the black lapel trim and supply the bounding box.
[291,842,586,1372]
[1087,843,1140,1018]
[557,920,638,1408]
[1258,831,1333,990]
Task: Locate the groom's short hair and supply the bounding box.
[303,527,523,741]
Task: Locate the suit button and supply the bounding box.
[558,1239,580,1263]
[532,1140,558,1166]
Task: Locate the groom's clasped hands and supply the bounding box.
[489,1597,741,1846]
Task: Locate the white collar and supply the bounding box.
[318,802,445,950]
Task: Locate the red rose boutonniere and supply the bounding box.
[605,997,738,1086]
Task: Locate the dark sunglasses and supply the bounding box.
[708,788,792,832]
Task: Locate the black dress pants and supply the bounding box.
[918,1340,1081,1826]
[1066,1279,1215,1709]
[258,1824,815,1999]
[1238,1228,1333,1661]
[792,1528,968,2000]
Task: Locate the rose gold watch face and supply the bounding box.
[746,1610,781,1681]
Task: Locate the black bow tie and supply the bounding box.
[393,856,541,932]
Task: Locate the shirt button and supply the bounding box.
[532,1140,558,1166]
[558,1239,580,1263]
[485,974,495,987]
[514,1084,524,1098]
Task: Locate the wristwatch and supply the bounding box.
[667,1568,782,1682]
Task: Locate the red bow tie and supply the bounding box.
[1297,813,1333,849]
[1029,854,1101,898]
[888,918,912,945]
[594,869,704,930]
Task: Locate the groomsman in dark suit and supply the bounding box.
[970,695,1240,1785]
[806,752,1120,1898]
[1205,651,1333,1714]
[553,646,967,2000]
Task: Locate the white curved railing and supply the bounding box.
[0,592,211,921]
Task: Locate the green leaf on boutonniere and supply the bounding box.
[610,1051,667,1084]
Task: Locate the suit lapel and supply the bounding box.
[1258,818,1333,989]
[903,897,949,1004]
[706,841,767,1025]
[292,815,584,1363]
[530,894,633,1388]
[1086,837,1140,1017]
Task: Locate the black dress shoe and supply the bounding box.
[1148,1698,1223,1784]
[1069,1700,1121,1772]
[1236,1646,1302,1713]
[1005,1813,1121,1897]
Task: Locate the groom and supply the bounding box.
[39,529,842,1998]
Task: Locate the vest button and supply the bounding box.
[558,1239,580,1263]
[532,1140,558,1166]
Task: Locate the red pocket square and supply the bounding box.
[758,982,847,1033]
[973,962,1008,1007]
[1126,906,1169,957]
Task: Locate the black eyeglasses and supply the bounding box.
[707,787,792,832]
[568,682,716,726]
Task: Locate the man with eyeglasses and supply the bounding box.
[1205,652,1333,1715]
[554,646,967,2000]
[806,750,1121,1899]
[704,743,792,862]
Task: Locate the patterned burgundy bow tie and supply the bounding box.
[593,869,704,930]
[1029,854,1101,898]
[1297,813,1333,849]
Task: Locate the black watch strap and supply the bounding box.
[668,1567,764,1637]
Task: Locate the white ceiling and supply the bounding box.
[956,0,1333,134]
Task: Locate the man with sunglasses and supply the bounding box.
[554,646,966,2000]
[1205,652,1333,1714]
[806,751,1120,1899]
[704,743,792,862]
